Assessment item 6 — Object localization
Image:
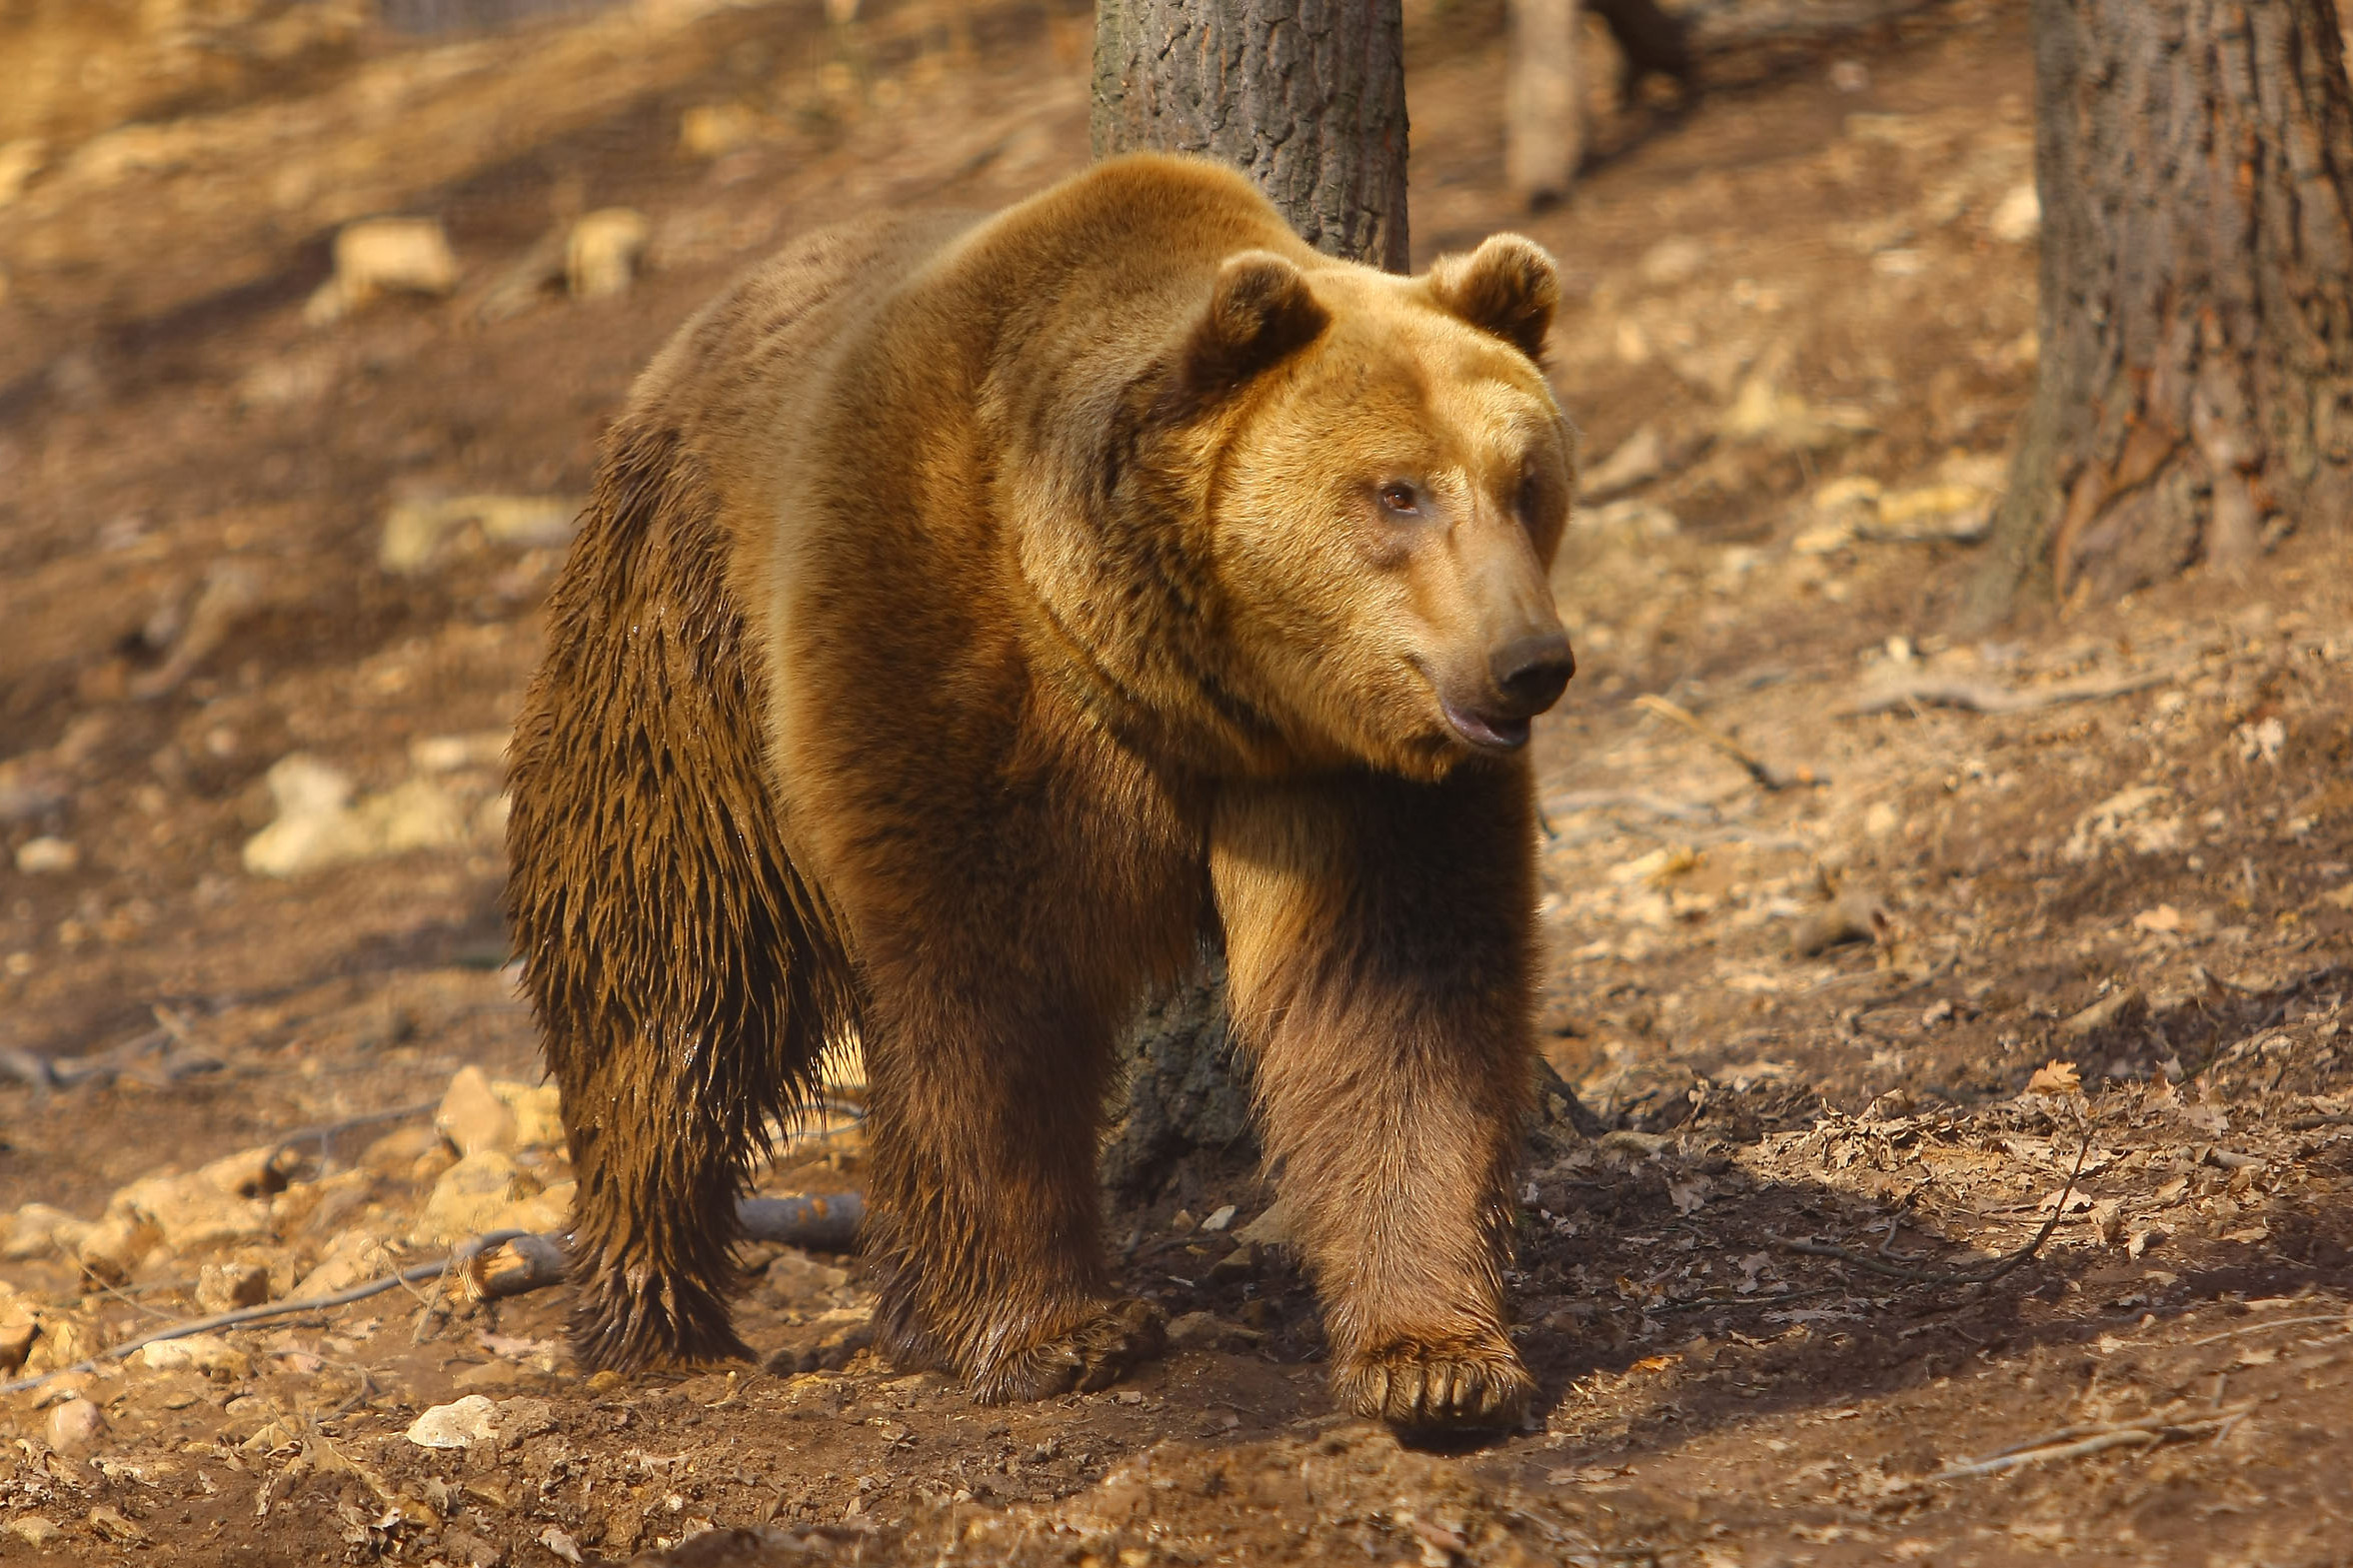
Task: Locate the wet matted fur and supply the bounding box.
[505,155,1577,1425]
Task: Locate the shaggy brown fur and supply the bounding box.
[506,154,1576,1426]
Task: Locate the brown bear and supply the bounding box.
[504,152,1576,1429]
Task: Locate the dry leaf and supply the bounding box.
[2025,1058,2082,1095]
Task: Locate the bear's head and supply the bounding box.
[1166,234,1577,782]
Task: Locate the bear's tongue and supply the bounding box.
[1441,701,1531,753]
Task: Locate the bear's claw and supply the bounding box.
[973,1298,1168,1403]
[1333,1339,1532,1430]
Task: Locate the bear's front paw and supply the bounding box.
[1332,1337,1532,1430]
[972,1298,1168,1403]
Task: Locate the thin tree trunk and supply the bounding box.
[1970,0,2353,621]
[1092,0,1408,1193]
[1506,0,1582,209]
[1090,0,1411,273]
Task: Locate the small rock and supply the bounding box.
[45,1396,105,1455]
[23,1313,95,1374]
[761,1307,873,1375]
[679,102,761,158]
[3,1202,91,1260]
[1988,182,2040,244]
[539,1524,585,1565]
[14,836,79,874]
[0,1292,40,1372]
[409,732,510,773]
[109,1167,273,1253]
[1199,1204,1236,1233]
[567,208,650,301]
[291,1228,396,1298]
[493,1080,566,1148]
[272,1167,374,1237]
[379,494,579,574]
[405,1393,499,1449]
[312,217,460,324]
[7,1516,61,1548]
[198,1143,297,1200]
[1205,1242,1259,1282]
[1233,1199,1294,1249]
[138,1333,251,1379]
[438,1065,519,1156]
[77,1209,163,1285]
[489,1180,573,1236]
[418,1150,524,1242]
[439,1526,504,1568]
[360,1123,443,1178]
[88,1504,148,1545]
[195,1260,273,1314]
[1165,1311,1257,1351]
[763,1248,851,1306]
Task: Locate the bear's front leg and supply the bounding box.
[854,956,1167,1402]
[1212,765,1540,1430]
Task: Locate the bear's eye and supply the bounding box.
[1377,483,1422,517]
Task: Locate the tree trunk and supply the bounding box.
[1970,0,2353,620]
[1090,0,1411,273]
[1089,0,1594,1193]
[1506,0,1583,210]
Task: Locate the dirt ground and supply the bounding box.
[3,1,2351,1564]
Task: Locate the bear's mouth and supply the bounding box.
[1440,699,1531,753]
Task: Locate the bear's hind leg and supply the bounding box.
[505,419,853,1372]
[857,978,1166,1402]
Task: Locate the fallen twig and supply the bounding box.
[0,1192,868,1396]
[1772,1130,2090,1287]
[1632,694,1824,790]
[2184,1312,2352,1348]
[1928,1405,2251,1482]
[1658,1127,2090,1316]
[1845,663,2186,719]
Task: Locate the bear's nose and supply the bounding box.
[1488,632,1576,717]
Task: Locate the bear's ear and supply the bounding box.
[1167,250,1330,418]
[1425,234,1559,363]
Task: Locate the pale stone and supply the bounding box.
[4,1202,91,1260]
[14,836,78,874]
[138,1333,250,1378]
[566,208,650,301]
[7,1516,62,1548]
[0,1288,39,1371]
[418,1151,523,1242]
[45,1396,104,1455]
[1988,182,2040,244]
[196,1260,272,1314]
[437,1065,519,1156]
[331,217,460,310]
[380,494,578,573]
[77,1210,163,1285]
[405,1393,497,1449]
[107,1169,272,1254]
[291,1229,397,1299]
[491,1079,565,1148]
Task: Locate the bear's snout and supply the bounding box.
[1486,630,1575,719]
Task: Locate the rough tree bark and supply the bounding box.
[1092,0,1413,1192]
[1506,0,1583,209]
[1090,0,1594,1194]
[1970,0,2353,620]
[1090,0,1411,273]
